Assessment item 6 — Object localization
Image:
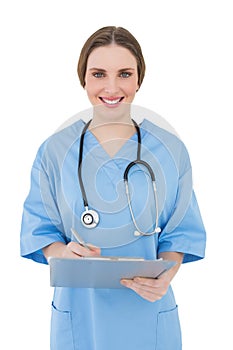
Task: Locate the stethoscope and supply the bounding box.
[78,119,161,236]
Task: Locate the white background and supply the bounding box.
[1,0,232,348]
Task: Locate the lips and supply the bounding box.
[99,96,124,106]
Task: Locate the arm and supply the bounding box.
[121,252,184,302]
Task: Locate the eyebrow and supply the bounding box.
[88,67,136,72]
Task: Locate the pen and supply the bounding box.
[71,228,91,250]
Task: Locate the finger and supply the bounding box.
[133,277,159,287]
[69,242,101,258]
[134,277,170,294]
[67,242,91,256]
[121,280,160,302]
[62,245,82,259]
[121,279,157,295]
[86,244,101,255]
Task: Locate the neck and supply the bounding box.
[89,119,135,141]
[91,103,132,129]
[88,118,137,158]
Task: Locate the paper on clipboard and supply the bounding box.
[48,256,176,289]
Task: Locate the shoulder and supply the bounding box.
[47,118,85,147]
[141,118,191,173]
[33,119,85,168]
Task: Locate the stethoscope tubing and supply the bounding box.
[78,119,92,208]
[77,119,161,235]
[123,159,156,182]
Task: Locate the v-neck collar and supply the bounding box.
[79,118,148,170]
[80,122,142,184]
[85,128,139,159]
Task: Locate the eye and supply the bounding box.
[120,72,132,78]
[92,72,105,78]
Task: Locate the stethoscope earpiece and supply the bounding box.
[134,226,161,237]
[134,231,141,237]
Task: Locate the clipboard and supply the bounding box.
[48,256,176,289]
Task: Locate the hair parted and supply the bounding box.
[77,26,146,88]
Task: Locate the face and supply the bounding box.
[84,44,139,109]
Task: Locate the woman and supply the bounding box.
[20,26,206,349]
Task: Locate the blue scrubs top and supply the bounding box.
[20,119,206,350]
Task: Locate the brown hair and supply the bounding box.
[77,26,146,88]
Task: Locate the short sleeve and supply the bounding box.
[158,164,206,263]
[20,143,67,264]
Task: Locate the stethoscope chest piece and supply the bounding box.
[81,208,99,228]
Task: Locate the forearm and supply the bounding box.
[158,251,184,282]
[42,242,67,260]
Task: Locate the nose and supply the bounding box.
[104,77,119,94]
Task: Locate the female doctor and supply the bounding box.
[20,26,206,350]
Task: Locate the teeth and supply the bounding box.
[102,98,121,105]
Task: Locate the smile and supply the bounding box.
[99,97,124,106]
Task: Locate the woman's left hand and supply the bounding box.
[120,273,170,302]
[121,251,184,302]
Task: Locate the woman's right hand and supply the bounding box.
[62,241,101,258]
[43,241,101,260]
